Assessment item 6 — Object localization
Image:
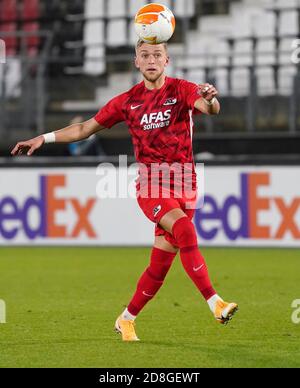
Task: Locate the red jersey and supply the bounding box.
[94,76,202,196]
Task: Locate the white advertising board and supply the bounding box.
[0,166,299,247]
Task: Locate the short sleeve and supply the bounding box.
[180,80,202,110]
[94,93,127,128]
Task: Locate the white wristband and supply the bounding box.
[43,132,56,144]
[203,97,216,106]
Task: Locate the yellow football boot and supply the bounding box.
[214,300,238,325]
[115,316,140,341]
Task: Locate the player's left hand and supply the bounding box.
[199,83,218,101]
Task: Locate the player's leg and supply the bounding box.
[125,236,178,317]
[159,208,216,299]
[115,236,178,341]
[159,209,238,325]
[154,235,178,253]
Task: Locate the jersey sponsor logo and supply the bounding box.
[163,98,177,106]
[140,110,171,131]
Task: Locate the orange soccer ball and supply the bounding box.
[134,3,176,44]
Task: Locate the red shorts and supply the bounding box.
[137,191,197,247]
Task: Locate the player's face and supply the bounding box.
[135,44,169,83]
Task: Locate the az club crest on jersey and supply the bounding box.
[163,98,177,106]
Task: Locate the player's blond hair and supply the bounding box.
[135,39,168,53]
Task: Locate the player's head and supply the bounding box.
[135,39,169,83]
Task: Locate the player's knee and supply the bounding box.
[172,217,197,249]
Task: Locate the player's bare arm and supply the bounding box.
[11,118,105,156]
[194,83,220,115]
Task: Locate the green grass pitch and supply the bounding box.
[0,247,299,368]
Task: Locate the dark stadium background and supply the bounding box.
[0,0,299,160]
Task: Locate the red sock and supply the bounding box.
[127,248,176,316]
[172,217,216,300]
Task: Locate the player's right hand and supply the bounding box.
[199,83,218,101]
[11,135,45,156]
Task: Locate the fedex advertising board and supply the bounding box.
[195,167,300,247]
[0,167,299,247]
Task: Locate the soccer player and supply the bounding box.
[11,40,238,341]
